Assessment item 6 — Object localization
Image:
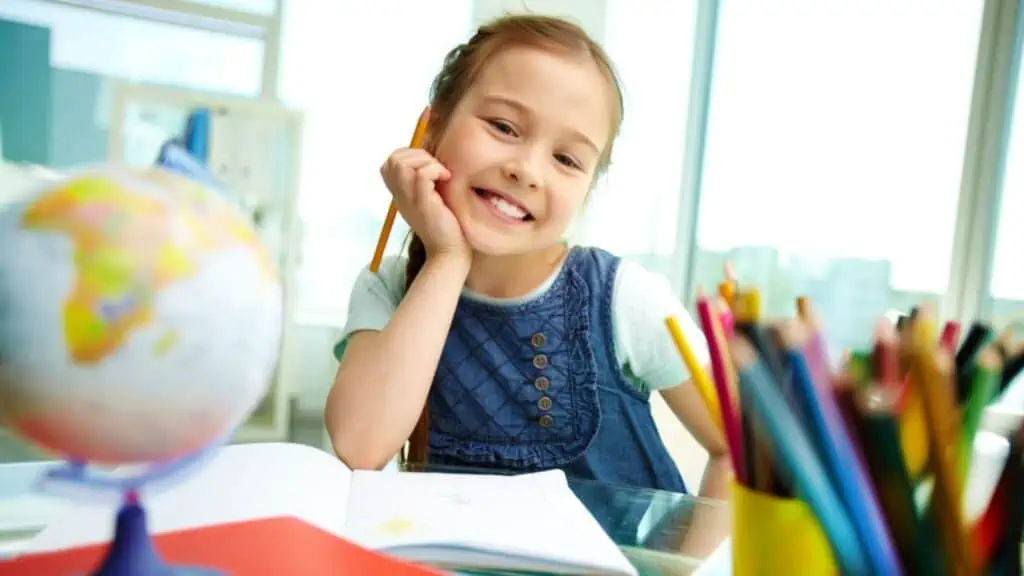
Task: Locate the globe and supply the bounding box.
[0,165,283,466]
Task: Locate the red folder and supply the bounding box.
[0,516,442,576]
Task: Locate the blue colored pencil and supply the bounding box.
[786,346,903,575]
[730,337,871,574]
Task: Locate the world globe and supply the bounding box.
[0,165,283,466]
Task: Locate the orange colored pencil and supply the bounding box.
[369,107,430,273]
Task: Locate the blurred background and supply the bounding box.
[0,0,1021,490]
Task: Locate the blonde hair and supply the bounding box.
[404,14,624,463]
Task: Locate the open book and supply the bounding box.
[16,442,639,576]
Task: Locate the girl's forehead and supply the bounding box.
[469,46,613,149]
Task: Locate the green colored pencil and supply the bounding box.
[851,386,944,574]
[958,348,1001,483]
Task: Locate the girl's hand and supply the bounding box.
[380,147,470,261]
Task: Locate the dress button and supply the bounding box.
[534,376,550,392]
[537,396,552,411]
[539,414,554,428]
[532,354,548,369]
[530,332,546,348]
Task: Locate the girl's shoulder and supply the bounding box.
[352,254,408,306]
[567,245,655,285]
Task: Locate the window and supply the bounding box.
[0,0,263,169]
[180,0,277,15]
[278,0,473,325]
[691,1,985,359]
[575,1,699,281]
[988,55,1024,330]
[0,0,263,96]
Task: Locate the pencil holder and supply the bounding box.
[731,481,837,575]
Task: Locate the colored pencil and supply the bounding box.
[795,295,811,320]
[665,316,722,433]
[872,321,903,385]
[955,322,991,404]
[1000,347,1024,394]
[955,322,992,368]
[698,291,1024,575]
[959,348,1001,482]
[832,370,869,472]
[733,290,786,382]
[370,107,430,273]
[777,325,902,575]
[972,426,1022,571]
[718,281,736,312]
[731,289,785,493]
[718,304,735,340]
[696,294,746,485]
[908,319,975,574]
[897,316,931,479]
[848,386,943,574]
[794,300,833,392]
[939,321,961,354]
[845,350,872,387]
[729,336,872,575]
[896,314,909,334]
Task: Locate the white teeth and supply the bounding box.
[488,194,527,219]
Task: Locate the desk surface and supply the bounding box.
[0,448,726,575]
[401,462,727,575]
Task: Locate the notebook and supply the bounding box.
[13,442,638,576]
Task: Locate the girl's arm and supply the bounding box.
[325,252,470,470]
[660,381,732,558]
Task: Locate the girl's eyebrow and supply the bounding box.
[480,94,600,154]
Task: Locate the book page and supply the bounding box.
[27,442,352,553]
[344,469,636,575]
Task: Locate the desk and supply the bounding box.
[402,463,726,575]
[0,446,724,575]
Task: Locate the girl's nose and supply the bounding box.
[501,156,543,190]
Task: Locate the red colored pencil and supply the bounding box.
[696,293,747,485]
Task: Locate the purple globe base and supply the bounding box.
[92,495,222,576]
[36,435,231,576]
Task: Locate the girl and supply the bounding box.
[326,14,730,551]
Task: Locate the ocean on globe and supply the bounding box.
[0,165,283,465]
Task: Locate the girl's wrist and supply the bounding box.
[423,249,471,281]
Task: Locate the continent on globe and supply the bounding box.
[19,170,275,365]
[149,169,276,281]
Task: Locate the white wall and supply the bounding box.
[472,0,608,42]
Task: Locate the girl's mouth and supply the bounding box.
[473,188,534,222]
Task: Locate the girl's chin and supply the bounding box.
[462,224,525,256]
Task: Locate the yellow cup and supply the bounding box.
[731,481,837,575]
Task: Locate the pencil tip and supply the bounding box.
[774,319,807,350]
[874,318,896,343]
[728,334,757,367]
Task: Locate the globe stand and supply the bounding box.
[91,492,221,576]
[35,437,231,576]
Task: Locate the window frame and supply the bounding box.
[44,0,282,97]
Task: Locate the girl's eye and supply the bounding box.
[555,153,581,170]
[488,119,518,136]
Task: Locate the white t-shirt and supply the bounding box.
[336,252,710,392]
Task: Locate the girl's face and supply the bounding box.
[432,45,613,256]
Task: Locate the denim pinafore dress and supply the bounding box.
[426,247,688,544]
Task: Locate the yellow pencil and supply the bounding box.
[665,316,723,433]
[370,107,430,273]
[908,318,974,574]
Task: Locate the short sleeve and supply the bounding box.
[332,255,407,361]
[611,260,710,390]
